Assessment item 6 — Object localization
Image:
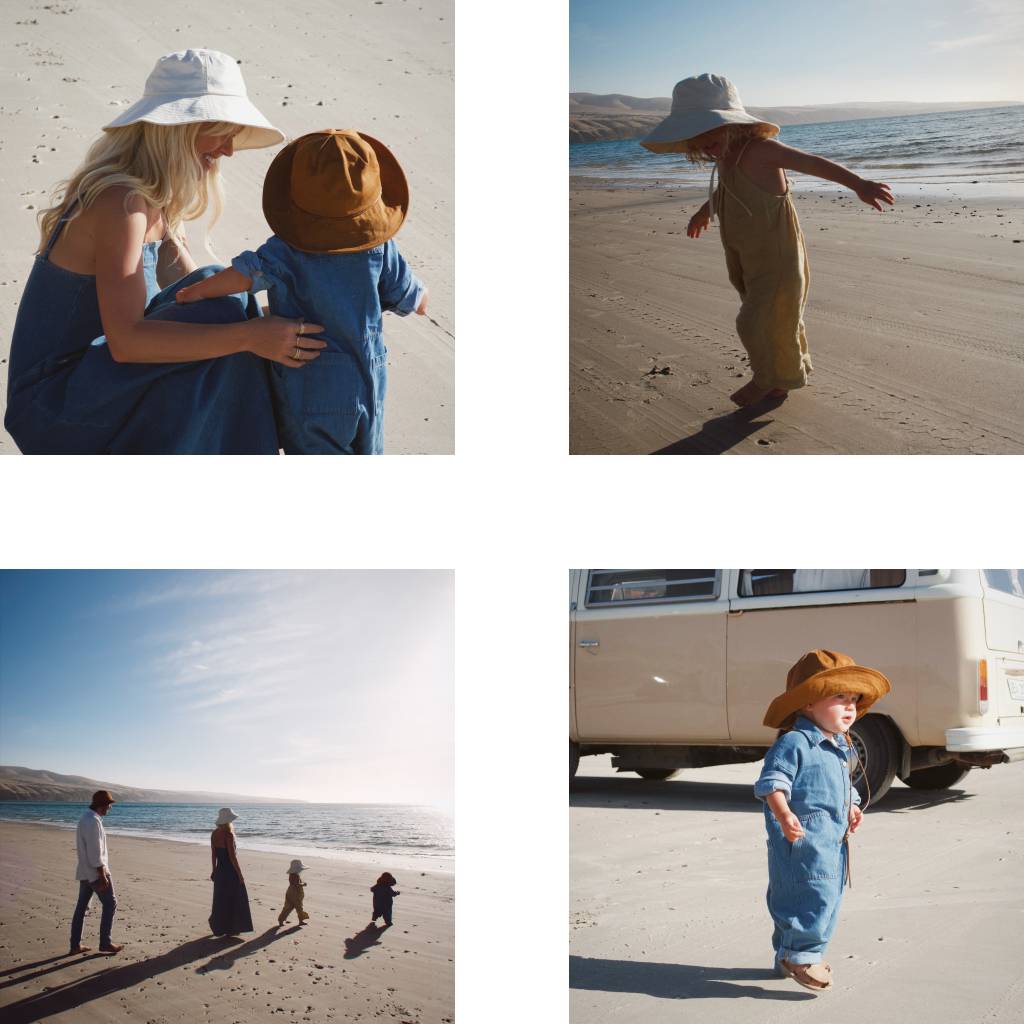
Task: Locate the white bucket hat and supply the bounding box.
[102,48,285,150]
[640,73,779,150]
[287,860,308,874]
[216,807,239,825]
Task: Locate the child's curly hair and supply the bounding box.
[376,872,396,885]
[644,122,773,168]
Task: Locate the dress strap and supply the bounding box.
[708,137,756,223]
[41,197,78,258]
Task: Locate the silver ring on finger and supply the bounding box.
[297,317,305,337]
[292,346,302,361]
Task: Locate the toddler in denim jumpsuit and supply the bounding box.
[177,129,425,454]
[755,649,892,992]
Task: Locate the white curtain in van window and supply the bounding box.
[793,570,871,593]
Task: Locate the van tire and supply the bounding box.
[636,769,679,781]
[848,715,900,806]
[570,740,580,781]
[903,762,971,790]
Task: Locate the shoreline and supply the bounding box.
[0,815,455,875]
[0,820,454,1023]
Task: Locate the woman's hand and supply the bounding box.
[780,811,806,843]
[854,179,895,211]
[243,316,327,368]
[848,805,864,834]
[687,207,711,239]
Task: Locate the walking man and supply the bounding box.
[70,790,124,955]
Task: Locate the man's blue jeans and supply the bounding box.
[70,878,116,948]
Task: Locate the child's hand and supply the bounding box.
[854,179,895,212]
[848,805,863,834]
[415,289,429,316]
[175,266,254,304]
[175,281,205,304]
[779,811,806,843]
[687,208,711,239]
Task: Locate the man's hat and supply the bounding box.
[763,649,892,730]
[91,790,116,807]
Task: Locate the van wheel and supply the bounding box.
[570,740,580,781]
[903,762,971,790]
[848,716,900,807]
[636,769,679,781]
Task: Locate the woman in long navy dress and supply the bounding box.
[209,808,253,938]
[4,47,325,453]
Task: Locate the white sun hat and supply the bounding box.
[102,48,285,150]
[640,73,779,150]
[287,860,308,874]
[215,807,239,825]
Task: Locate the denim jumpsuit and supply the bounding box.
[231,234,424,455]
[4,199,278,454]
[754,714,860,967]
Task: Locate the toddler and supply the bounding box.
[177,129,427,453]
[370,871,400,927]
[641,73,894,407]
[755,649,891,992]
[278,859,310,925]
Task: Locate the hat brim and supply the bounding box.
[103,95,285,150]
[641,110,780,152]
[262,131,409,254]
[763,665,892,730]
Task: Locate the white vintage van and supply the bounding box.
[570,569,1024,804]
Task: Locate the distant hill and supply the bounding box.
[569,94,1023,144]
[0,766,301,804]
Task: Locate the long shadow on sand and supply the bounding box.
[344,923,387,959]
[196,925,301,972]
[0,952,107,990]
[651,398,786,454]
[570,955,813,1001]
[0,936,225,1024]
[571,775,976,814]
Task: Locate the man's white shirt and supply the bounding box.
[75,809,109,881]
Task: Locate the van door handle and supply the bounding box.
[578,639,600,648]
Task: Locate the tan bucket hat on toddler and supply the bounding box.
[763,649,892,730]
[640,73,779,153]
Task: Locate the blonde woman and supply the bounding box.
[209,808,253,938]
[4,48,325,453]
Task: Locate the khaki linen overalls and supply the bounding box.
[710,139,812,391]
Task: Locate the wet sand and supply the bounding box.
[570,183,1024,454]
[0,820,453,1024]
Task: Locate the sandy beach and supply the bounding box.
[571,754,1024,1022]
[0,0,452,454]
[570,182,1024,453]
[0,821,454,1024]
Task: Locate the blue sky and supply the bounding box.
[571,0,1024,103]
[0,571,453,809]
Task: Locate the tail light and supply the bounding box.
[979,659,989,714]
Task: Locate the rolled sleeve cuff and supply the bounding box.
[754,774,793,801]
[393,276,425,317]
[851,786,862,806]
[231,250,269,293]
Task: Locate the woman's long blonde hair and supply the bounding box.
[35,120,241,263]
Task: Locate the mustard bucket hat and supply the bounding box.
[262,129,409,254]
[763,649,892,730]
[640,73,779,153]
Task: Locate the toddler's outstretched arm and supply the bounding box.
[175,266,254,304]
[761,139,895,211]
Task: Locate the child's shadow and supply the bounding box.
[343,923,387,959]
[652,397,786,455]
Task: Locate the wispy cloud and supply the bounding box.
[930,0,1024,52]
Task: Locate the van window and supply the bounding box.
[586,570,718,606]
[739,570,906,597]
[983,569,1024,598]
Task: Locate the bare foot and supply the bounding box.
[729,380,770,406]
[69,945,91,955]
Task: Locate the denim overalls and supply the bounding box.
[231,234,424,455]
[754,714,860,967]
[4,199,279,453]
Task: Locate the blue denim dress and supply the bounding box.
[4,199,278,454]
[754,714,861,967]
[232,235,424,455]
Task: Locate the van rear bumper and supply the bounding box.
[945,726,1024,760]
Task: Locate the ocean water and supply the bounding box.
[0,801,454,873]
[570,105,1024,190]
